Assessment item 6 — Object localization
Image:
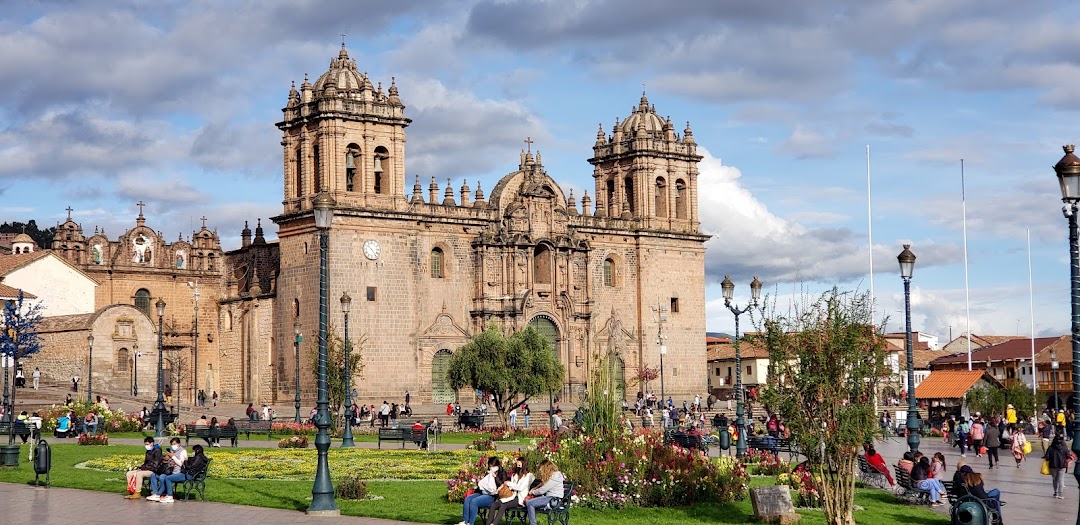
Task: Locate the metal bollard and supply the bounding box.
[33,439,51,488]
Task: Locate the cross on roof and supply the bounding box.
[136,200,145,216]
[200,216,207,229]
[524,136,533,153]
[65,206,73,220]
[340,33,346,47]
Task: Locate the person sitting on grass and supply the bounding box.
[124,437,162,499]
[147,437,187,503]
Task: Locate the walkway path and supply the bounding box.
[0,482,438,525]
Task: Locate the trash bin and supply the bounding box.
[953,499,988,525]
[33,439,50,487]
[718,428,731,451]
[0,444,20,467]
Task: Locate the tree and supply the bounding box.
[447,325,564,427]
[308,323,365,414]
[0,220,55,249]
[757,288,889,525]
[964,382,1035,420]
[0,291,44,444]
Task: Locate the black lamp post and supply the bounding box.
[1052,145,1080,518]
[308,192,339,515]
[87,333,95,403]
[189,281,199,406]
[722,275,762,459]
[294,318,302,424]
[1052,352,1061,412]
[898,244,920,454]
[154,298,167,437]
[341,291,354,448]
[133,343,139,397]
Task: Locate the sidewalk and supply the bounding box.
[0,482,439,525]
[872,434,1080,521]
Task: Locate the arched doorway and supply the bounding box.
[528,316,559,354]
[432,349,454,404]
[611,354,626,399]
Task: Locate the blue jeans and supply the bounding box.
[524,415,530,428]
[149,473,166,495]
[160,472,188,496]
[85,423,97,436]
[525,495,554,525]
[987,488,1002,509]
[918,479,945,502]
[463,493,495,524]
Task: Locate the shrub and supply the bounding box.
[278,435,309,449]
[335,475,368,499]
[749,451,790,476]
[468,437,495,451]
[272,421,316,435]
[77,433,108,446]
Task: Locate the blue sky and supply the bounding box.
[1,0,1078,340]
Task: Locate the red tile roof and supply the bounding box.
[931,336,1064,366]
[915,370,999,399]
[0,284,35,299]
[0,251,50,276]
[706,338,769,361]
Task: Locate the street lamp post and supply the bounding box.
[87,334,95,403]
[1053,145,1080,522]
[133,344,140,397]
[341,291,354,448]
[308,192,339,515]
[898,244,920,455]
[154,298,167,437]
[1052,353,1061,412]
[652,304,668,407]
[721,275,762,459]
[189,281,199,407]
[294,318,302,423]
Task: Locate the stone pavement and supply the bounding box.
[873,433,1080,522]
[0,482,439,525]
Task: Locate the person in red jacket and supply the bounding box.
[864,446,895,486]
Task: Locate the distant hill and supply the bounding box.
[707,332,733,340]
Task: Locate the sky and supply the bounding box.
[2,0,1079,342]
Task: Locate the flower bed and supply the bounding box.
[776,464,822,508]
[84,448,478,481]
[278,435,309,448]
[77,433,108,446]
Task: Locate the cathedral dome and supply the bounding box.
[312,46,370,95]
[13,233,33,244]
[618,93,666,135]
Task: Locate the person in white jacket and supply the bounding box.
[525,460,565,525]
[484,456,534,525]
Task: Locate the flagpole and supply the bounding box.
[1028,228,1037,397]
[867,145,876,318]
[962,159,972,371]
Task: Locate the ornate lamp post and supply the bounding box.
[340,291,354,448]
[658,333,667,409]
[133,343,140,397]
[154,298,167,437]
[189,281,200,406]
[1052,145,1080,519]
[87,334,95,403]
[308,192,339,515]
[294,318,302,423]
[722,275,762,459]
[898,244,920,454]
[1052,352,1061,412]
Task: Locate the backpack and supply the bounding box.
[767,419,778,432]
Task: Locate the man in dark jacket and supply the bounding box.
[984,422,1001,468]
[124,437,162,499]
[1046,436,1070,498]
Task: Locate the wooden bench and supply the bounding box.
[893,466,931,504]
[747,436,798,460]
[183,426,239,447]
[377,427,425,449]
[505,481,575,525]
[233,420,273,440]
[458,414,485,430]
[857,455,889,489]
[0,421,31,443]
[663,431,708,453]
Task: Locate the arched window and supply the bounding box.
[431,248,444,278]
[135,289,151,316]
[603,258,615,287]
[345,143,360,192]
[675,179,687,219]
[117,348,130,372]
[534,245,552,284]
[623,177,635,215]
[606,179,616,216]
[313,144,322,192]
[374,146,389,194]
[655,177,668,217]
[293,298,300,318]
[294,146,302,198]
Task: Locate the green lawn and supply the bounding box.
[0,442,948,524]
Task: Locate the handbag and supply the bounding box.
[1042,459,1051,475]
[463,488,475,499]
[979,446,987,455]
[1024,441,1032,455]
[497,485,514,499]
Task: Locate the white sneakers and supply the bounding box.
[160,496,174,503]
[146,494,174,503]
[146,494,160,501]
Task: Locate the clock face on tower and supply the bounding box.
[363,239,381,260]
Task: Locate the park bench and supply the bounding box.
[141,411,178,430]
[663,430,708,453]
[183,426,239,447]
[893,466,931,504]
[233,420,273,440]
[747,436,798,460]
[856,455,889,489]
[0,421,31,443]
[377,427,425,449]
[504,481,575,525]
[458,414,485,430]
[141,457,213,501]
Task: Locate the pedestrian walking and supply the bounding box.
[984,420,1000,468]
[1045,435,1070,499]
[212,391,218,407]
[1010,424,1028,467]
[32,367,40,390]
[72,375,79,392]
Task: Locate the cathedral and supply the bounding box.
[29,46,710,406]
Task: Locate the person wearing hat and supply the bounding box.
[1006,404,1017,425]
[1056,409,1067,437]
